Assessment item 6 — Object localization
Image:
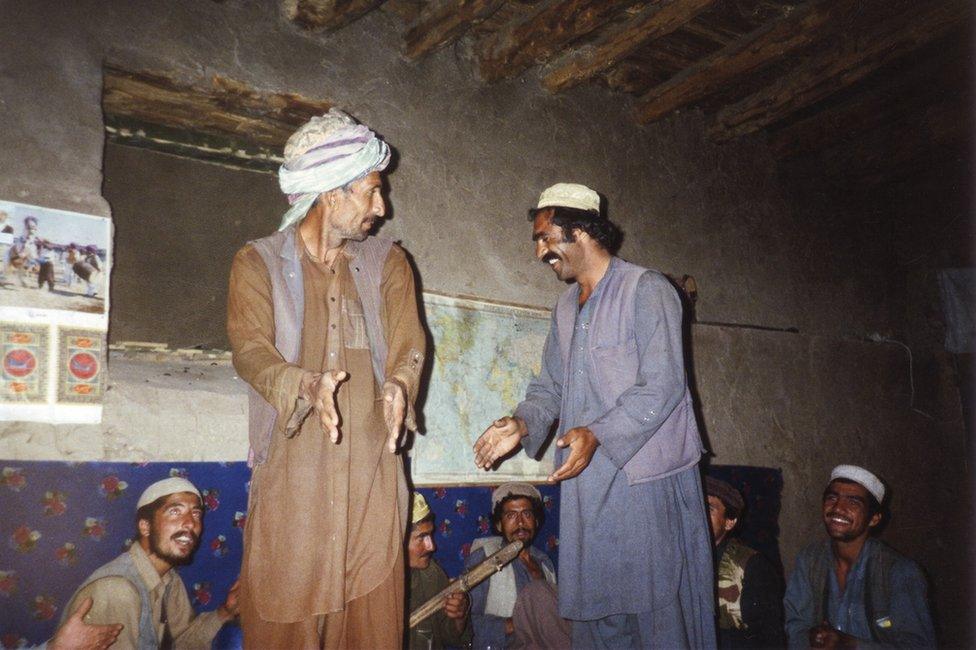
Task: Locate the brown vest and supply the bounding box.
[246,224,393,464]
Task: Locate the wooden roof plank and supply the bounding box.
[708,0,969,140]
[476,0,641,83]
[543,0,719,94]
[284,0,386,32]
[632,0,859,124]
[403,0,505,59]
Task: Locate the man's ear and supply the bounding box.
[138,518,151,539]
[868,512,882,529]
[573,228,588,243]
[724,517,738,533]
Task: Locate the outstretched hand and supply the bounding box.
[50,596,123,650]
[382,379,407,453]
[302,370,348,443]
[473,416,527,470]
[548,426,599,483]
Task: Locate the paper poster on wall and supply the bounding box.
[0,323,49,403]
[0,200,110,318]
[0,199,109,423]
[57,329,105,403]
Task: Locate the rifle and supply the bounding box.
[409,539,523,628]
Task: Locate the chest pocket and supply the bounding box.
[341,296,370,350]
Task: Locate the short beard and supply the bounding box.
[149,528,198,566]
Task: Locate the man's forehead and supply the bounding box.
[162,491,203,508]
[412,521,434,536]
[825,480,869,499]
[532,211,558,237]
[503,497,534,510]
[357,171,382,188]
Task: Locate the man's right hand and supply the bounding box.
[809,621,856,649]
[50,597,122,650]
[473,416,527,470]
[300,370,348,443]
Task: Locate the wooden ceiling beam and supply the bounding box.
[102,66,332,164]
[403,0,504,60]
[476,0,640,83]
[283,0,386,32]
[768,35,971,161]
[632,0,859,124]
[543,0,717,94]
[708,0,969,141]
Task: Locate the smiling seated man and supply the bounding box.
[407,492,471,650]
[58,478,239,650]
[784,465,936,648]
[466,482,571,650]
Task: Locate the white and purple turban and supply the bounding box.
[277,108,391,231]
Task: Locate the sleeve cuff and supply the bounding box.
[279,366,310,437]
[195,611,227,643]
[513,402,550,458]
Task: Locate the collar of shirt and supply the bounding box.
[295,231,353,269]
[128,541,174,596]
[574,256,618,311]
[827,538,875,638]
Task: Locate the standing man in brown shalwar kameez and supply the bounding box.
[227,109,426,649]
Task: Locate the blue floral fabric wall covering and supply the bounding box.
[0,461,780,648]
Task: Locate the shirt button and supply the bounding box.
[331,324,336,330]
[577,346,584,352]
[330,297,336,302]
[577,369,583,374]
[288,272,295,278]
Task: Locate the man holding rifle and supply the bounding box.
[407,493,471,650]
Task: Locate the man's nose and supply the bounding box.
[373,193,386,217]
[535,240,547,259]
[424,537,435,552]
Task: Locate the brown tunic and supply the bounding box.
[227,235,425,626]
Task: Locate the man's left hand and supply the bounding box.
[217,579,241,621]
[49,597,122,650]
[548,427,599,482]
[443,591,469,620]
[382,379,407,453]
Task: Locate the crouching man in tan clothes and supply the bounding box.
[58,478,240,649]
[227,109,426,648]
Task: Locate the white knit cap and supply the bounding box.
[492,482,543,509]
[829,465,885,503]
[536,183,600,213]
[137,478,201,509]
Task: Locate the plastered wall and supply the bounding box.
[0,0,969,645]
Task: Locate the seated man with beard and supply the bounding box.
[466,483,571,650]
[57,478,240,650]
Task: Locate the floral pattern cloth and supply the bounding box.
[0,461,779,648]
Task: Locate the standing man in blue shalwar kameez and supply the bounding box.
[474,182,715,649]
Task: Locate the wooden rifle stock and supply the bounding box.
[409,539,523,629]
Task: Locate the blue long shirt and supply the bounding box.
[513,262,708,621]
[465,543,557,650]
[784,538,936,648]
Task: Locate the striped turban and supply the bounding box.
[277,109,391,231]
